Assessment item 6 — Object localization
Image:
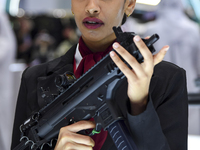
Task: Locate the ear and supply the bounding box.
[124,0,136,16]
[71,3,74,14]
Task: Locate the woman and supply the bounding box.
[11,0,188,150]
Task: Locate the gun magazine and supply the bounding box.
[108,120,138,150]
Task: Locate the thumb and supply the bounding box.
[153,45,169,65]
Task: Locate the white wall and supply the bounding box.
[0,0,7,12]
[188,105,200,135]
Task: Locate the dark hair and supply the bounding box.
[121,13,127,25]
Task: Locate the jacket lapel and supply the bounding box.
[46,44,77,75]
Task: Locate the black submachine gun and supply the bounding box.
[13,26,159,150]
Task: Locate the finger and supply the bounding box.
[113,42,142,72]
[144,36,150,39]
[64,120,95,146]
[133,35,153,63]
[58,121,95,147]
[56,140,94,150]
[59,131,95,147]
[64,142,94,150]
[66,120,95,133]
[153,45,169,65]
[112,42,145,77]
[110,50,138,80]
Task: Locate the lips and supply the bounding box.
[83,17,104,29]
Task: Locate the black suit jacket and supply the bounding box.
[11,45,188,150]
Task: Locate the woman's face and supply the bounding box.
[71,0,135,46]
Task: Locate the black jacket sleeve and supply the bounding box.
[11,68,29,149]
[127,66,188,150]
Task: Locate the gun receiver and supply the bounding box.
[13,26,159,150]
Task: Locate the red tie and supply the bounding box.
[74,37,114,150]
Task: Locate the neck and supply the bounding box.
[82,33,116,53]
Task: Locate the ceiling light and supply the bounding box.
[136,0,161,6]
[9,0,21,16]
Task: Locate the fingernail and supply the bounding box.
[144,36,151,39]
[164,46,170,51]
[110,51,115,57]
[113,42,119,48]
[134,35,141,42]
[91,139,95,147]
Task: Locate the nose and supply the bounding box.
[85,0,100,15]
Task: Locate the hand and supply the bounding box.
[110,35,169,115]
[54,120,95,150]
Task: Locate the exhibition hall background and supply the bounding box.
[0,0,200,150]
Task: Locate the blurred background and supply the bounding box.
[0,0,200,149]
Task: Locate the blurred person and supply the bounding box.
[121,16,147,35]
[0,11,16,150]
[54,24,79,58]
[16,17,33,64]
[143,0,200,93]
[11,0,188,150]
[30,29,55,66]
[121,16,138,32]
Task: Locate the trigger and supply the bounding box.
[88,123,102,136]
